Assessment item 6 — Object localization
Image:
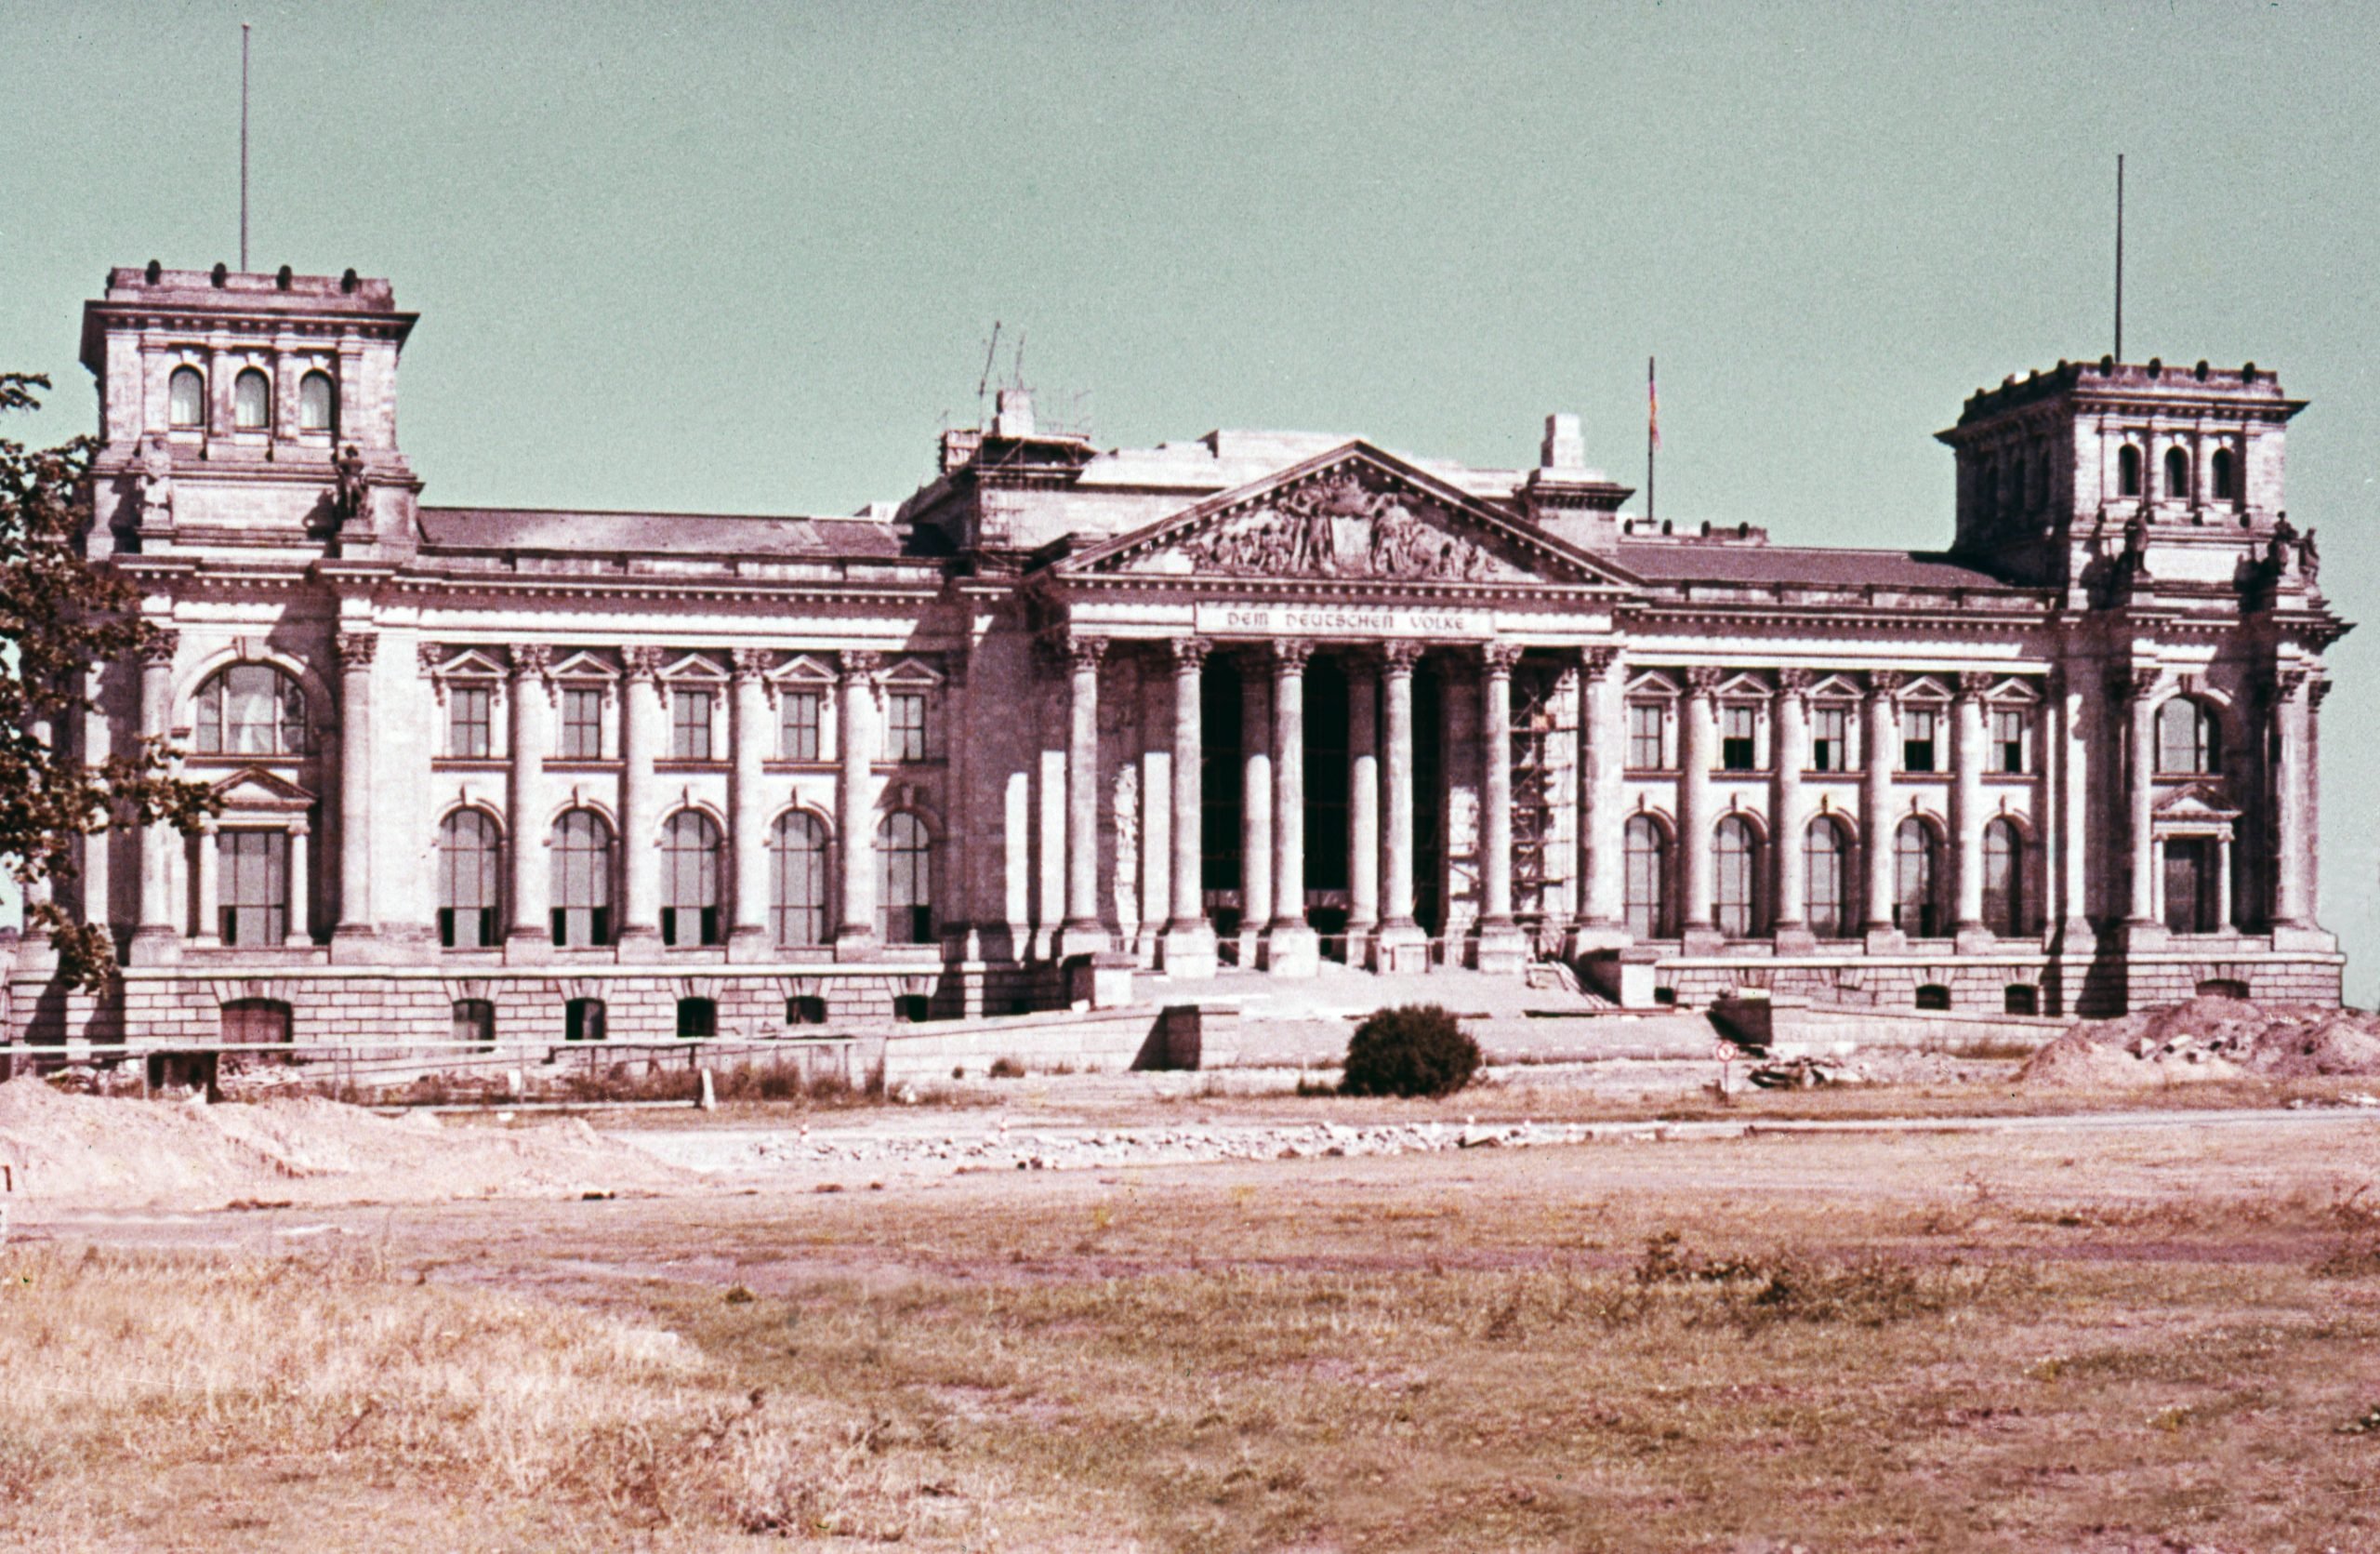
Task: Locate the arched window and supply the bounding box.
[1894,817,1944,937]
[2163,445,2190,500]
[1982,818,2024,937]
[549,809,615,947]
[232,367,271,431]
[1804,817,1852,939]
[435,809,503,949]
[2211,446,2237,501]
[192,664,306,755]
[1623,816,1672,938]
[1712,817,1761,938]
[2119,444,2142,498]
[768,811,830,948]
[298,371,336,434]
[660,810,723,947]
[879,811,934,944]
[2156,698,2219,775]
[168,365,206,429]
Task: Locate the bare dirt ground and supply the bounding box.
[7,1028,2380,1551]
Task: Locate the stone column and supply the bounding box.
[2271,669,2312,930]
[192,818,221,948]
[128,630,181,963]
[504,644,550,952]
[1475,644,1527,973]
[2215,831,2235,932]
[1373,642,1428,971]
[1952,671,1990,948]
[80,665,112,944]
[2120,668,2160,930]
[2055,666,2091,944]
[1345,655,1381,959]
[1054,635,1111,960]
[618,647,664,949]
[835,650,882,956]
[284,819,311,949]
[1578,647,1626,936]
[1679,667,1721,948]
[728,650,772,958]
[1263,639,1319,976]
[1862,671,1901,943]
[1772,669,1812,950]
[945,651,976,963]
[1161,637,1218,977]
[1238,657,1273,966]
[333,631,377,946]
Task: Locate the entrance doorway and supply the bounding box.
[2163,837,2219,934]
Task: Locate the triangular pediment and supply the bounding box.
[2154,784,2240,821]
[1058,443,1637,589]
[549,650,618,682]
[1805,673,1865,701]
[212,766,314,812]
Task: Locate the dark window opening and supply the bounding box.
[2119,445,2142,498]
[2196,977,2250,1000]
[1809,706,1848,773]
[1914,984,1952,1012]
[2003,985,2040,1016]
[1199,656,1242,895]
[220,997,292,1046]
[2164,445,2190,500]
[1901,709,1938,774]
[1720,704,1756,772]
[2163,837,2221,935]
[787,995,828,1026]
[676,997,717,1039]
[565,998,606,1042]
[1304,655,1352,894]
[2211,447,2238,501]
[452,999,496,1049]
[1993,709,2027,774]
[894,993,931,1023]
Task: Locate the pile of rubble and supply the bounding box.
[2020,995,2380,1088]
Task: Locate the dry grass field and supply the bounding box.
[6,1099,2380,1551]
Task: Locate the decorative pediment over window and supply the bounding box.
[549,650,619,683]
[1713,671,1771,700]
[211,766,315,817]
[767,653,837,687]
[879,656,945,688]
[423,646,507,681]
[1805,673,1865,701]
[1983,675,2042,705]
[1627,669,1683,698]
[1059,443,1633,588]
[2154,784,2240,824]
[658,652,729,684]
[1897,674,1955,704]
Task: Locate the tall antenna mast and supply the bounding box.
[975,320,1002,422]
[240,22,251,272]
[2113,153,2124,362]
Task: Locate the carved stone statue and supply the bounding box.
[332,444,370,527]
[132,434,173,526]
[2299,526,2320,587]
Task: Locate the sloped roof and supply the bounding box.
[1615,543,2011,590]
[418,507,920,560]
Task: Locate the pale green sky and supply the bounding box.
[5,2,2377,995]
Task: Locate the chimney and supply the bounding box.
[993,387,1036,438]
[1540,412,1586,472]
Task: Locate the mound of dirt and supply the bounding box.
[0,1077,694,1211]
[2018,995,2380,1088]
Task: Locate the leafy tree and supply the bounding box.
[1,372,217,990]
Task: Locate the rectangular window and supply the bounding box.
[218,830,288,947]
[670,688,714,761]
[886,691,929,763]
[1902,709,1938,774]
[1810,706,1849,773]
[447,686,493,759]
[560,687,604,760]
[780,689,823,761]
[1720,705,1757,772]
[1993,709,2027,774]
[1626,703,1665,770]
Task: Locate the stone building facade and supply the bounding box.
[3,265,2350,1052]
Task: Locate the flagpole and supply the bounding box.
[1646,355,1657,525]
[240,22,251,272]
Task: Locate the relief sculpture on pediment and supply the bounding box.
[1157,469,1522,581]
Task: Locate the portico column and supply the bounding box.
[1054,635,1111,959]
[1772,670,1811,948]
[2272,669,2312,929]
[128,630,180,963]
[284,819,311,949]
[1476,644,1528,972]
[1579,647,1625,934]
[1952,671,1990,947]
[192,818,221,948]
[1345,655,1381,957]
[618,647,664,948]
[505,644,551,950]
[1862,671,1901,941]
[727,650,772,957]
[1373,642,1428,971]
[1262,639,1319,976]
[1161,637,1218,977]
[835,650,882,955]
[333,631,377,943]
[1237,661,1272,966]
[2120,669,2159,929]
[2054,666,2090,944]
[1680,667,1721,946]
[2215,831,2235,931]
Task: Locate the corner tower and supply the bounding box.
[78,263,421,562]
[1937,357,2304,593]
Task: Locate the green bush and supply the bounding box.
[1340,1004,1482,1098]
